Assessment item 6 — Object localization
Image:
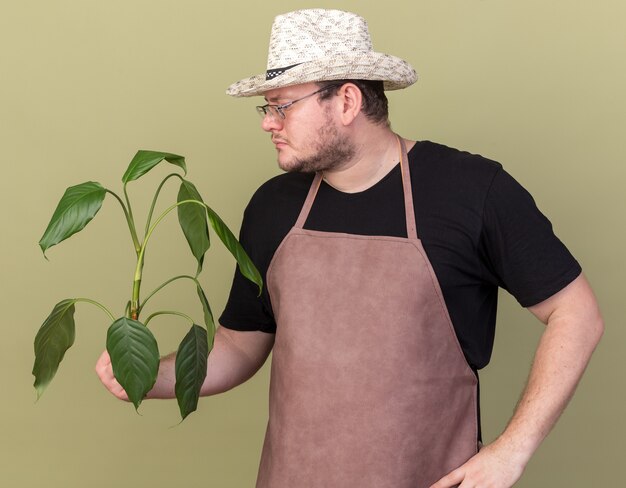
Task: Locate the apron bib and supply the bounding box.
[257,137,478,488]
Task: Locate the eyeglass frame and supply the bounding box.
[256,83,343,120]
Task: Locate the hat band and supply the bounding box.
[266,63,302,80]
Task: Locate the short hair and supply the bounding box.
[316,79,389,126]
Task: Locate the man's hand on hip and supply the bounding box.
[429,438,526,488]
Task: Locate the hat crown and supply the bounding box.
[266,9,373,70]
[226,8,417,97]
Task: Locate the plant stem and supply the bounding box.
[131,276,142,320]
[74,298,116,322]
[144,310,194,327]
[106,189,141,254]
[144,173,184,237]
[122,183,141,254]
[130,199,206,320]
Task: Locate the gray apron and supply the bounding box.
[257,137,478,487]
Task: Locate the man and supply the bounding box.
[96,9,603,487]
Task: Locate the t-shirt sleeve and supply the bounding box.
[218,172,311,334]
[219,200,277,334]
[479,168,582,307]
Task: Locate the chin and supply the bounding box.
[276,158,290,172]
[277,157,300,173]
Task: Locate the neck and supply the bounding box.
[322,128,410,193]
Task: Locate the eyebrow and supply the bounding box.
[265,89,300,103]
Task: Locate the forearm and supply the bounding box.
[89,324,274,402]
[430,275,603,488]
[493,307,603,466]
[146,326,274,399]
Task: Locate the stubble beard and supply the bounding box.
[280,116,355,174]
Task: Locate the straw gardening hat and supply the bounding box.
[226,9,417,97]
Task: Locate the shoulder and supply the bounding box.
[410,140,503,186]
[408,141,505,225]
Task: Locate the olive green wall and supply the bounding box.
[1,1,623,486]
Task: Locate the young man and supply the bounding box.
[97,9,603,487]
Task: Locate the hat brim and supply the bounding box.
[226,51,417,97]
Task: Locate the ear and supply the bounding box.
[336,83,363,126]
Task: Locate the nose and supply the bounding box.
[261,112,283,132]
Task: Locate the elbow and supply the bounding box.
[582,295,605,351]
[590,310,605,347]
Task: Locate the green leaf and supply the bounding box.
[205,205,263,295]
[175,324,208,420]
[177,180,210,273]
[32,299,76,399]
[196,283,216,350]
[39,182,106,256]
[122,150,186,183]
[106,317,160,410]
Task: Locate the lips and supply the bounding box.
[272,138,289,149]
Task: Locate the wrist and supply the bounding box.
[492,429,539,469]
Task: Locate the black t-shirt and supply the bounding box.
[219,140,581,370]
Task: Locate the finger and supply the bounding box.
[104,375,129,401]
[94,351,129,401]
[430,468,465,488]
[95,362,114,385]
[95,350,111,371]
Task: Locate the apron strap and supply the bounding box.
[294,172,323,229]
[294,135,418,240]
[398,136,418,240]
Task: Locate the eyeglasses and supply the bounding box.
[256,84,342,120]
